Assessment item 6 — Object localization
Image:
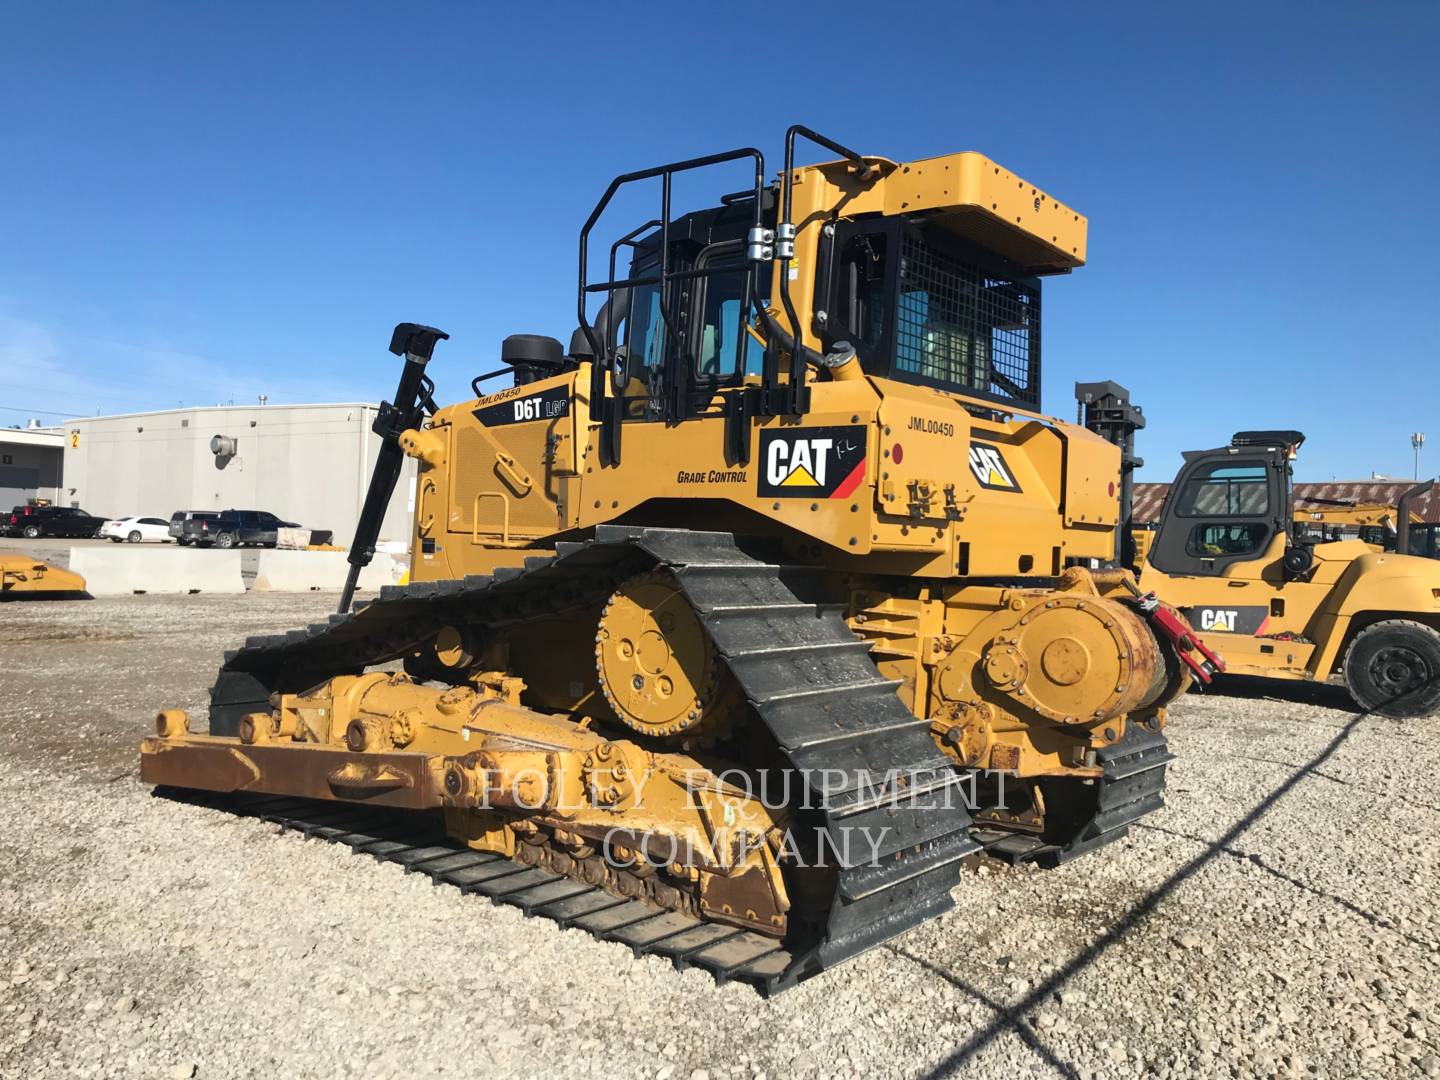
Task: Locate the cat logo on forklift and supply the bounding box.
[1201,609,1238,631]
[969,442,1021,492]
[1184,605,1269,635]
[758,425,867,499]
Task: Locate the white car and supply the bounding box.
[98,516,174,543]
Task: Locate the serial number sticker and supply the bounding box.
[906,416,955,437]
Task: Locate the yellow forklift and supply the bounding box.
[1078,383,1440,717]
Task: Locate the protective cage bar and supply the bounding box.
[577,147,768,464]
[775,125,874,416]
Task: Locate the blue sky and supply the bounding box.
[3,2,1436,482]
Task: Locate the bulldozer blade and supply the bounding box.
[0,555,90,600]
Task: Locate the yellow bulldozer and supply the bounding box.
[141,128,1216,991]
[1077,384,1440,718]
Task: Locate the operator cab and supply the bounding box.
[1148,430,1306,578]
[592,186,1049,417]
[820,217,1043,410]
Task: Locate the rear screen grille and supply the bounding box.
[895,231,1040,407]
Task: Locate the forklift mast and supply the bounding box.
[1075,381,1145,568]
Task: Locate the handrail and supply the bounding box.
[471,491,511,546]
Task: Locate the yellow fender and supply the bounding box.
[1308,552,1440,673]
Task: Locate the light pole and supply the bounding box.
[1414,432,1426,480]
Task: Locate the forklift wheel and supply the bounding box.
[1343,620,1440,718]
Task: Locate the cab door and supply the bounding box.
[611,240,765,425]
[1148,452,1287,581]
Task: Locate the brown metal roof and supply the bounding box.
[1133,481,1440,525]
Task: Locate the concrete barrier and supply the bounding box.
[252,550,406,592]
[70,547,245,595]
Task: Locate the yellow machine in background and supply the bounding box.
[0,555,88,600]
[1139,497,1434,560]
[1294,498,1420,548]
[1075,385,1440,718]
[1134,431,1440,716]
[142,127,1209,991]
[1133,524,1157,565]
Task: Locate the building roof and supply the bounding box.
[0,427,65,448]
[1134,480,1440,524]
[61,402,379,424]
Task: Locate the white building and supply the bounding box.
[0,425,66,508]
[60,403,415,545]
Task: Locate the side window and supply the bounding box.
[620,281,664,377]
[693,245,762,379]
[1185,522,1269,557]
[834,232,888,354]
[1175,462,1270,517]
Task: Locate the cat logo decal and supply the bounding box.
[758,426,867,499]
[969,442,1021,492]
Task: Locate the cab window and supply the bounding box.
[611,263,664,383]
[625,284,663,374]
[834,232,888,353]
[694,243,765,379]
[1185,522,1269,557]
[1175,462,1270,517]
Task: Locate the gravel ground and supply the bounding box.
[1,592,1438,1080]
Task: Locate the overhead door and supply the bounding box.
[0,464,39,509]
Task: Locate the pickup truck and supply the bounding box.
[168,510,219,544]
[2,505,107,539]
[181,510,299,549]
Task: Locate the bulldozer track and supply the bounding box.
[155,787,807,994]
[196,526,1173,991]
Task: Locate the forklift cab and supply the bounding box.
[1147,431,1305,579]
